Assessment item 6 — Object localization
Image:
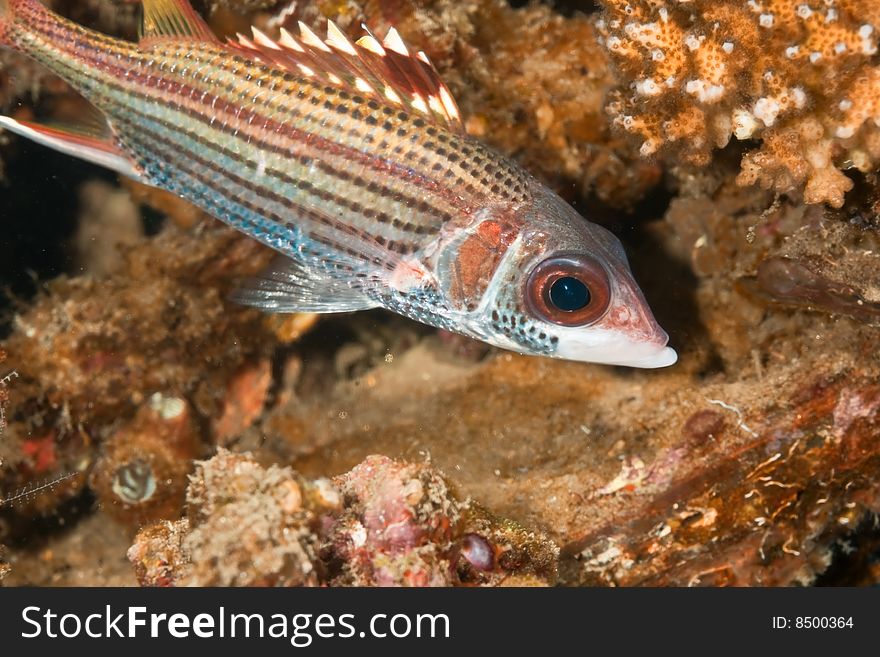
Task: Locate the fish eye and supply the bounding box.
[549,276,590,311]
[526,254,611,326]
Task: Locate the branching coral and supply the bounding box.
[598,0,880,207]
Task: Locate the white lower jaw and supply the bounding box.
[553,336,678,369]
[466,320,678,369]
[602,346,678,369]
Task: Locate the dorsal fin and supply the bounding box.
[227,20,464,133]
[139,0,219,46]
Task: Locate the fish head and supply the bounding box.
[452,187,677,368]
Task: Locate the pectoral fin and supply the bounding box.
[231,255,380,313]
[0,115,141,180]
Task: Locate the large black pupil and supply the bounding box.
[549,276,590,311]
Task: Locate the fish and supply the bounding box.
[0,0,677,368]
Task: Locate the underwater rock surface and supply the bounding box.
[1,0,879,586]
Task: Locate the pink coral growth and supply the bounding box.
[325,455,461,586]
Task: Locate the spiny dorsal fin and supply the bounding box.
[139,0,219,46]
[228,20,463,133]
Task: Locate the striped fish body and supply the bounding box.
[0,0,677,368]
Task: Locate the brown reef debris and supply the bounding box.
[90,394,201,525]
[597,0,880,207]
[1,0,879,588]
[561,370,880,586]
[257,331,880,586]
[128,449,333,586]
[0,352,8,583]
[0,547,8,582]
[129,450,557,587]
[0,223,275,517]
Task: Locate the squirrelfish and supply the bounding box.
[0,0,676,367]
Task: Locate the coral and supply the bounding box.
[90,394,202,524]
[212,359,273,446]
[562,371,880,586]
[4,223,272,428]
[129,451,557,586]
[127,520,190,587]
[73,180,144,276]
[0,222,275,517]
[597,0,880,206]
[0,353,7,583]
[0,547,8,582]
[2,0,880,589]
[129,449,336,586]
[323,454,557,586]
[324,454,463,586]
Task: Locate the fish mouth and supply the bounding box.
[607,345,678,369]
[552,329,678,368]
